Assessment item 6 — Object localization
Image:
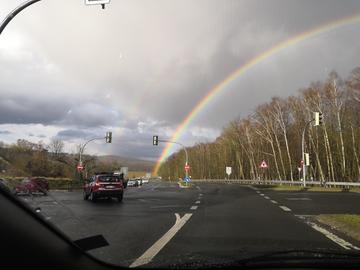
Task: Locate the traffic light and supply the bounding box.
[153,135,159,146]
[314,111,324,126]
[106,132,112,143]
[319,112,323,125]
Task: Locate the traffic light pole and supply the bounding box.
[79,137,106,166]
[301,119,314,188]
[158,139,189,180]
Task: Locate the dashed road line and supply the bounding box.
[256,191,261,194]
[264,196,270,199]
[279,205,292,212]
[190,205,198,210]
[270,200,278,204]
[195,201,200,204]
[130,213,193,268]
[259,193,265,196]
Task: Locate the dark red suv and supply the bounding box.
[83,172,124,202]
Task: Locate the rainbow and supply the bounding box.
[153,13,360,175]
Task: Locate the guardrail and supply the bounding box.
[189,179,360,187]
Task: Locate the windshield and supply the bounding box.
[97,175,121,182]
[1,0,360,268]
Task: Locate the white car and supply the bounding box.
[126,179,141,187]
[142,178,149,184]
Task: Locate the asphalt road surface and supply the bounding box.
[20,181,360,268]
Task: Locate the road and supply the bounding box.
[20,181,360,268]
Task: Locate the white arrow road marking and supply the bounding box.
[130,213,193,268]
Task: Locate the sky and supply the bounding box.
[1,0,360,161]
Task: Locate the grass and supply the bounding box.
[316,214,360,241]
[177,181,193,188]
[266,185,357,192]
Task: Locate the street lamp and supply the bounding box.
[0,0,109,37]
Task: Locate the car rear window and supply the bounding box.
[97,175,121,182]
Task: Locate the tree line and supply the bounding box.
[0,139,122,178]
[159,67,360,182]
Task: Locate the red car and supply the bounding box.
[13,177,49,195]
[83,172,125,202]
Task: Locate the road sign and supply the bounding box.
[298,167,302,172]
[120,167,128,176]
[85,0,110,5]
[260,160,268,168]
[77,164,84,171]
[226,166,232,176]
[305,153,310,166]
[185,164,190,171]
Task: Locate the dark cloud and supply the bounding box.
[55,129,97,140]
[1,0,360,159]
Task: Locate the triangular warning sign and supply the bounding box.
[260,160,268,168]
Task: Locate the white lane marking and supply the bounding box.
[130,213,193,268]
[256,191,261,194]
[195,201,200,204]
[279,206,291,212]
[270,200,278,204]
[286,198,311,201]
[199,193,203,197]
[196,186,201,191]
[259,193,265,196]
[306,221,360,250]
[190,205,198,210]
[264,196,270,199]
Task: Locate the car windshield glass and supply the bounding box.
[98,176,120,182]
[1,0,360,269]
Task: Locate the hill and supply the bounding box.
[96,155,155,172]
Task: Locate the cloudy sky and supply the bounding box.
[1,0,360,161]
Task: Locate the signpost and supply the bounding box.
[77,164,84,172]
[259,160,268,181]
[260,160,268,169]
[226,166,232,179]
[298,167,302,181]
[85,0,110,9]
